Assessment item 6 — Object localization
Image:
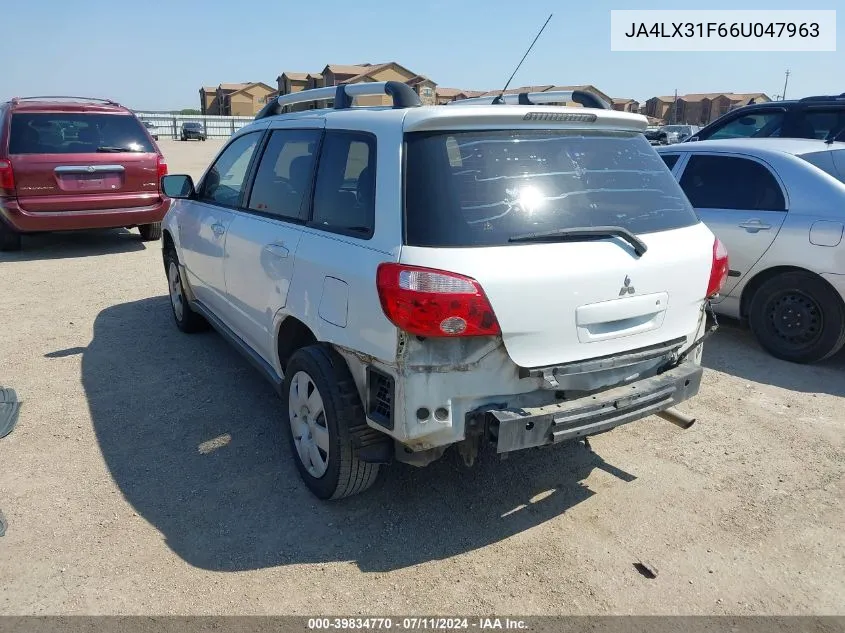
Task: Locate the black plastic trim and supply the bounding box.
[383,82,422,109]
[366,366,395,430]
[189,300,283,395]
[509,90,610,110]
[333,81,422,110]
[254,99,282,120]
[334,85,353,110]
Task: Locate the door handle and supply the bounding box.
[263,243,289,258]
[738,219,772,232]
[211,222,226,237]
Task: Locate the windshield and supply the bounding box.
[404,130,699,247]
[184,123,202,129]
[9,113,155,154]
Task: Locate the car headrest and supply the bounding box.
[288,156,313,192]
[356,167,374,207]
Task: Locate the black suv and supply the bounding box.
[180,122,206,141]
[687,94,845,143]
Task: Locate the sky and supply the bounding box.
[3,0,842,111]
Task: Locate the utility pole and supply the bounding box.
[673,88,678,124]
[782,70,790,101]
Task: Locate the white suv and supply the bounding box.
[160,82,728,499]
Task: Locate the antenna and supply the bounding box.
[492,14,553,105]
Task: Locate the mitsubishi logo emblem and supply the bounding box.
[619,275,635,296]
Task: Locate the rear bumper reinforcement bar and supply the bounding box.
[478,361,703,454]
[518,336,687,381]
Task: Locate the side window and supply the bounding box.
[248,129,321,220]
[679,155,786,211]
[311,131,376,237]
[198,132,260,207]
[786,109,845,140]
[707,110,785,140]
[661,154,680,170]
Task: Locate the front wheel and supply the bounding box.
[748,271,845,363]
[282,345,380,499]
[164,248,208,333]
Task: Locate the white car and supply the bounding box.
[658,138,845,363]
[160,83,726,499]
[661,125,700,144]
[143,121,159,141]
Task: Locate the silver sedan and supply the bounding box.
[657,138,845,363]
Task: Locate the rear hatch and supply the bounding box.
[401,129,714,368]
[7,111,161,212]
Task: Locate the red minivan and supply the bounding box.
[0,96,169,251]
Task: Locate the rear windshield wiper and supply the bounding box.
[508,225,648,257]
[96,146,138,153]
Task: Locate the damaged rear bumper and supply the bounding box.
[473,360,703,454]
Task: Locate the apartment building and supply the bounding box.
[644,92,771,125]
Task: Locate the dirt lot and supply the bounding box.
[0,138,843,616]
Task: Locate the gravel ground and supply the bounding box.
[0,139,843,616]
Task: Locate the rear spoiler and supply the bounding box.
[448,90,611,110]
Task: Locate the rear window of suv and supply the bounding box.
[404,130,699,247]
[9,113,155,154]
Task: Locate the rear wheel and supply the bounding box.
[282,345,380,500]
[164,248,208,333]
[748,271,845,363]
[0,222,21,252]
[138,222,162,241]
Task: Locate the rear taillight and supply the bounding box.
[156,155,168,182]
[376,263,501,338]
[0,159,15,195]
[707,237,729,298]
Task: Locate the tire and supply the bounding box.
[0,221,21,252]
[181,135,186,142]
[748,271,845,363]
[282,345,380,500]
[164,247,208,333]
[138,222,162,241]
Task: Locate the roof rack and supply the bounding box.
[798,94,845,102]
[11,96,120,105]
[255,80,421,120]
[447,90,611,110]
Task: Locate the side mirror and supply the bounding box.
[161,174,195,199]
